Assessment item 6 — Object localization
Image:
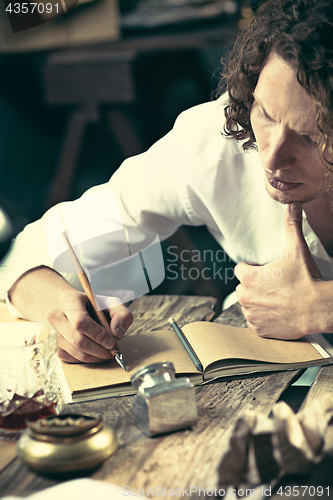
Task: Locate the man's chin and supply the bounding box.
[265,183,316,205]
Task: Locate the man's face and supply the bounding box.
[250,51,331,205]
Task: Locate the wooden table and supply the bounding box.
[0,295,332,499]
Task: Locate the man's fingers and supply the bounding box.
[284,203,323,278]
[57,338,110,364]
[47,304,114,361]
[234,262,251,282]
[58,346,79,363]
[109,304,134,339]
[59,291,116,349]
[64,308,116,351]
[47,291,134,362]
[284,202,306,247]
[234,262,263,284]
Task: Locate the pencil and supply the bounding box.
[62,232,126,371]
[168,317,203,373]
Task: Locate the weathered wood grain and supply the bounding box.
[0,296,303,498]
[214,301,247,328]
[0,295,216,496]
[91,372,301,492]
[126,294,218,334]
[298,365,333,454]
[299,365,333,409]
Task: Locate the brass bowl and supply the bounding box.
[17,413,118,473]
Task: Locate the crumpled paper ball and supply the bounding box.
[217,393,333,487]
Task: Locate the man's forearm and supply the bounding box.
[8,266,77,323]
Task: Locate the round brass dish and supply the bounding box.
[16,413,118,473]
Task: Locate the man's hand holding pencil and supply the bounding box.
[9,265,133,365]
[55,232,133,368]
[48,289,133,364]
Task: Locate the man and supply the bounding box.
[1,0,333,363]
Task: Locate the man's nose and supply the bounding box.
[264,129,296,171]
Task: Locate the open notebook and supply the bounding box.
[58,321,333,403]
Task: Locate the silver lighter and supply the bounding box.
[131,361,198,437]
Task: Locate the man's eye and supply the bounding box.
[303,135,318,147]
[256,109,268,121]
[258,108,273,122]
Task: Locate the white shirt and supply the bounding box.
[1,98,333,309]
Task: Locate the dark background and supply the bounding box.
[0,0,262,307]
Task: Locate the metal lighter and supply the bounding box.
[130,361,198,437]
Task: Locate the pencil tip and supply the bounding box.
[115,353,126,371]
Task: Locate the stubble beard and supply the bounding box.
[264,178,330,205]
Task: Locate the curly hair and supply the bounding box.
[220,0,333,166]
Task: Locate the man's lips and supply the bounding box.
[266,172,302,191]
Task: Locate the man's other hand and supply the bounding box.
[234,202,324,339]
